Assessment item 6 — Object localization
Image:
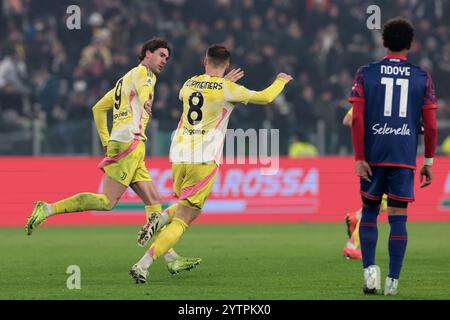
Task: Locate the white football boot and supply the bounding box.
[384,277,399,296]
[129,263,148,284]
[363,265,381,294]
[137,212,163,247]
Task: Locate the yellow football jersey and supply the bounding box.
[169,74,287,164]
[92,65,156,146]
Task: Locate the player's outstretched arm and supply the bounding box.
[92,88,114,149]
[224,73,292,106]
[247,73,293,105]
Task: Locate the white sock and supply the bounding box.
[164,250,179,262]
[160,210,170,226]
[138,253,154,269]
[45,204,54,217]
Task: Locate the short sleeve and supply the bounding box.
[422,73,438,110]
[223,80,255,105]
[134,66,155,96]
[348,66,366,103]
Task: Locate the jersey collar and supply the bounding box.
[384,54,408,61]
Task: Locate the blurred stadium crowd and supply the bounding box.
[0,0,449,155]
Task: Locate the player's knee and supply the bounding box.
[387,198,408,209]
[101,194,115,211]
[177,201,201,224]
[182,198,202,211]
[362,196,382,209]
[150,193,162,204]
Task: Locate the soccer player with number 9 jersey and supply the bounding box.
[26,38,201,276]
[350,18,438,296]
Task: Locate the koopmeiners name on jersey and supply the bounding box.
[185,80,223,90]
[372,123,411,136]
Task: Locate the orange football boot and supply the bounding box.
[345,212,359,238]
[342,247,362,260]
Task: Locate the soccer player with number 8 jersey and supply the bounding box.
[129,45,293,283]
[350,18,438,295]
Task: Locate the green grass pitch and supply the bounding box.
[1,223,449,299]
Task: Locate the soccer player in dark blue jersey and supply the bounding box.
[349,18,438,296]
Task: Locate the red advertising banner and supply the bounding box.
[1,156,450,226]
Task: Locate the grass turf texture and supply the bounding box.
[1,223,449,299]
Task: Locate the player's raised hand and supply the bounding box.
[277,73,293,84]
[225,68,244,82]
[356,160,372,182]
[420,165,433,188]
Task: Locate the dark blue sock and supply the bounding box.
[359,206,380,268]
[388,215,408,279]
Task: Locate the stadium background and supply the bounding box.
[1,0,450,301]
[1,0,449,225]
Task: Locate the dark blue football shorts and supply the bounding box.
[360,166,415,202]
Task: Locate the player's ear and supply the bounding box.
[203,56,208,67]
[146,49,152,60]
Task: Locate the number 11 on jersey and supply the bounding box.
[381,77,409,118]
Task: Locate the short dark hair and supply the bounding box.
[382,18,414,52]
[207,45,230,67]
[139,38,171,61]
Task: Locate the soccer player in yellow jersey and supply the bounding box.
[25,38,200,274]
[342,108,388,260]
[129,44,293,283]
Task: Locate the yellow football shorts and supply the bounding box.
[103,140,152,187]
[172,163,218,210]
